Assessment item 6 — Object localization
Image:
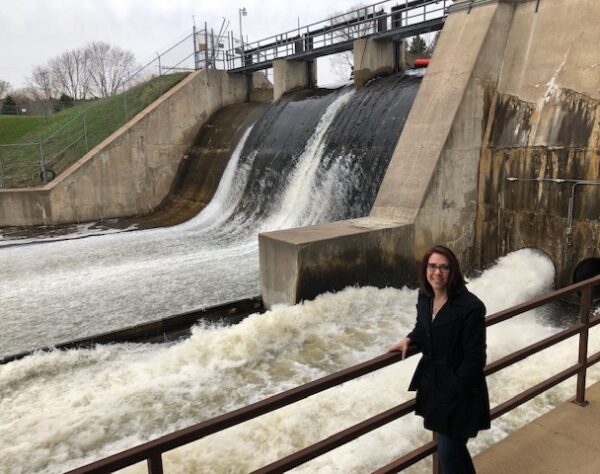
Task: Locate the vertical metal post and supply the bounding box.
[147,454,164,474]
[210,28,216,69]
[193,24,199,70]
[192,23,200,71]
[432,432,440,474]
[204,23,210,69]
[0,151,5,188]
[574,285,591,406]
[83,113,89,152]
[38,134,47,184]
[123,86,129,122]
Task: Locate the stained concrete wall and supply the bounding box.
[0,69,248,226]
[475,0,600,285]
[273,58,317,101]
[353,37,395,89]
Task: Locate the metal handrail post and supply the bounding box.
[0,151,4,187]
[83,113,89,152]
[123,86,129,121]
[39,134,47,184]
[432,432,440,474]
[147,455,163,474]
[204,24,210,68]
[193,24,199,70]
[574,286,591,406]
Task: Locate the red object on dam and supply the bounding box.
[414,58,430,68]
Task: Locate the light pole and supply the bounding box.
[239,7,247,63]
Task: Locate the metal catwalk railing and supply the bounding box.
[226,0,451,73]
[67,274,600,473]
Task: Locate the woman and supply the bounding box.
[388,245,490,474]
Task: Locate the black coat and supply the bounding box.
[407,288,491,438]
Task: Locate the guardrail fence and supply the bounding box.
[67,274,600,473]
[226,0,450,72]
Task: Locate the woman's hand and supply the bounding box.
[387,337,411,359]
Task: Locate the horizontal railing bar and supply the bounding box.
[228,0,447,73]
[251,399,416,473]
[588,350,600,367]
[68,274,600,473]
[491,363,582,419]
[46,135,85,165]
[0,143,40,147]
[484,323,585,376]
[65,350,415,473]
[372,440,437,474]
[241,5,445,57]
[240,0,443,52]
[371,362,591,473]
[486,275,600,327]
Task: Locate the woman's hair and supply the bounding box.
[419,245,466,297]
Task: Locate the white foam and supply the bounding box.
[1,249,595,473]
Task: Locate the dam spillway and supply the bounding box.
[0,73,422,358]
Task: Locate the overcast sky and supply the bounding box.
[0,0,370,89]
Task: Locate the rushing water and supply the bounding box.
[0,74,421,357]
[1,249,598,473]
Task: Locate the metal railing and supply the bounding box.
[226,0,451,72]
[67,274,600,473]
[0,27,222,189]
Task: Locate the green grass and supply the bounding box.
[0,72,189,188]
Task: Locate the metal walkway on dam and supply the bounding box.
[224,0,450,74]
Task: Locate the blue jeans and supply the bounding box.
[437,433,476,474]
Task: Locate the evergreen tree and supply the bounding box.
[408,35,428,56]
[55,93,74,112]
[1,95,17,115]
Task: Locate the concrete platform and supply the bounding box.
[474,382,600,473]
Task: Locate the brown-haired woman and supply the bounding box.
[388,245,490,473]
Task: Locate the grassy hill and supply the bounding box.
[0,72,189,188]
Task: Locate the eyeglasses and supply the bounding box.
[427,263,450,273]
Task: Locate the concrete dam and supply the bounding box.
[2,0,600,471]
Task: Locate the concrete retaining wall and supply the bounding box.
[0,69,248,226]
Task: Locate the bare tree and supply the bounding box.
[0,79,11,99]
[27,66,54,116]
[327,3,374,81]
[86,41,138,97]
[48,47,91,100]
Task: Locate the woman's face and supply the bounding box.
[426,252,450,293]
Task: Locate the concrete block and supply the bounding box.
[259,217,416,308]
[273,58,317,101]
[353,37,395,89]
